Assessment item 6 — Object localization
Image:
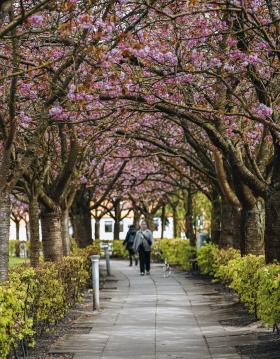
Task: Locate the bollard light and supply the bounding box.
[90,255,100,311]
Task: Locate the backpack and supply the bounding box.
[127,231,136,248]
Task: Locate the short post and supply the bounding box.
[103,244,111,276]
[90,255,100,311]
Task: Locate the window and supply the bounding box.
[105,221,113,233]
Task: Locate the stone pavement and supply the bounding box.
[50,261,273,359]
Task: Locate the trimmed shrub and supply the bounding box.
[197,243,280,329]
[112,240,128,258]
[153,239,196,270]
[257,264,280,332]
[0,245,99,358]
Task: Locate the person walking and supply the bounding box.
[133,220,153,276]
[123,224,138,266]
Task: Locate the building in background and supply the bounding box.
[10,215,174,241]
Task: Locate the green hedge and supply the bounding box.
[152,238,196,270]
[0,244,99,359]
[197,243,280,331]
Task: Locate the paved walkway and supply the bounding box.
[50,261,271,359]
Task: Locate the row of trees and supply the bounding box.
[0,0,279,281]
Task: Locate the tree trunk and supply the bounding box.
[25,221,30,242]
[0,191,10,281]
[113,198,121,240]
[71,210,92,248]
[15,221,20,241]
[241,199,265,256]
[61,209,70,256]
[71,201,92,248]
[161,205,166,239]
[265,189,280,262]
[172,206,178,238]
[211,190,221,245]
[94,218,100,240]
[144,213,155,231]
[41,210,63,262]
[29,197,40,267]
[133,208,141,228]
[220,199,241,249]
[184,190,196,246]
[264,143,280,262]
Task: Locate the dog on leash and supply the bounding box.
[163,258,171,278]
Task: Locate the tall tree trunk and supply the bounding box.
[211,190,221,245]
[71,209,92,248]
[29,197,40,267]
[70,199,92,248]
[15,220,20,241]
[161,205,166,239]
[184,190,196,246]
[220,198,241,249]
[41,210,63,262]
[241,199,265,256]
[144,213,155,231]
[25,221,30,242]
[265,143,280,262]
[133,208,141,228]
[172,205,178,238]
[61,209,70,256]
[0,191,10,281]
[113,198,121,240]
[94,218,100,240]
[265,189,280,262]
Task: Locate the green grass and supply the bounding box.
[9,256,29,267]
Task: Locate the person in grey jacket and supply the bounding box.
[133,220,153,276]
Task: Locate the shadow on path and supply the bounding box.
[49,261,280,359]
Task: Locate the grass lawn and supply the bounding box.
[9,256,29,267]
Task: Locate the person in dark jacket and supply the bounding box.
[133,220,153,276]
[123,224,138,266]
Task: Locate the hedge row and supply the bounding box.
[152,238,196,269]
[0,244,99,359]
[98,238,196,270]
[197,243,280,332]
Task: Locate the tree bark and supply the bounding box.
[25,221,30,242]
[161,205,166,239]
[265,190,280,262]
[241,199,265,256]
[29,197,40,267]
[113,198,121,240]
[184,190,196,246]
[0,191,10,281]
[15,220,20,240]
[220,199,241,249]
[94,217,100,240]
[41,210,63,262]
[211,190,221,245]
[70,197,92,248]
[61,209,70,256]
[264,143,280,262]
[172,205,178,238]
[144,213,155,231]
[133,208,141,228]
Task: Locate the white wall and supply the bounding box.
[93,217,174,240]
[10,216,175,241]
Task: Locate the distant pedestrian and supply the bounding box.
[133,220,153,276]
[123,224,138,266]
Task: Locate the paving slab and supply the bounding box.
[50,260,277,359]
